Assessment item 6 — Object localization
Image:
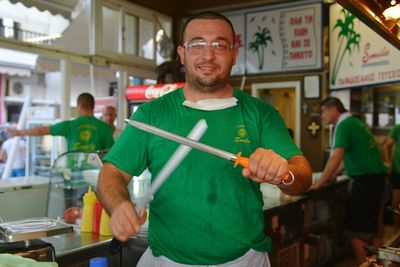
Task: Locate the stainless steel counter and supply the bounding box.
[41,226,148,267]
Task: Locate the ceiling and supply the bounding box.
[9,0,296,19]
[9,0,400,50]
[127,0,297,16]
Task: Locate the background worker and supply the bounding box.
[102,105,123,140]
[98,11,312,267]
[0,134,26,177]
[382,124,400,227]
[9,92,114,208]
[9,92,114,151]
[311,97,387,265]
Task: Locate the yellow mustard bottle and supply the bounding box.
[99,209,112,236]
[81,186,96,233]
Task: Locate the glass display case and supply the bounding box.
[46,150,151,224]
[47,150,107,221]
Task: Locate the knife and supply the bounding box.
[125,119,290,181]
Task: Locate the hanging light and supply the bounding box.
[383,1,400,20]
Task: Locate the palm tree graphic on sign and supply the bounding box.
[331,8,361,85]
[248,26,273,70]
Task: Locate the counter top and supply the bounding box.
[42,229,111,257]
[41,225,148,258]
[0,176,49,190]
[261,173,350,211]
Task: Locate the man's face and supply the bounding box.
[320,105,337,124]
[103,107,117,125]
[177,19,238,93]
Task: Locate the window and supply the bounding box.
[124,13,138,55]
[138,18,154,60]
[102,6,120,53]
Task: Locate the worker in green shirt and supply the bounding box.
[97,11,312,267]
[382,124,400,227]
[312,97,387,265]
[10,92,114,209]
[10,92,114,151]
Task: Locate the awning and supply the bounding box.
[125,82,185,102]
[8,0,81,19]
[0,66,31,77]
[0,48,38,77]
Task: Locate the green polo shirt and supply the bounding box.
[104,89,302,265]
[50,116,114,151]
[389,124,400,174]
[334,116,386,176]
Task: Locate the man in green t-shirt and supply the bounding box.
[312,97,386,265]
[10,93,114,151]
[97,11,312,266]
[382,125,400,227]
[10,92,114,208]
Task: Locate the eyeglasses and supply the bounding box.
[183,40,233,55]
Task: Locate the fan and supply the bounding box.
[154,14,175,59]
[12,81,23,96]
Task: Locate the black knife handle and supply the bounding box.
[108,237,124,254]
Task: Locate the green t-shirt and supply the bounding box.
[104,89,302,265]
[334,116,386,176]
[389,124,400,173]
[50,116,114,151]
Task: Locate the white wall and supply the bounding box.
[45,72,110,106]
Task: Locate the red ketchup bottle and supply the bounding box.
[93,199,102,234]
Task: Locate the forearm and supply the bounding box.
[278,155,312,195]
[97,162,132,215]
[382,137,394,166]
[316,153,342,187]
[13,126,50,136]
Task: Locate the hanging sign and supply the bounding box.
[329,3,400,90]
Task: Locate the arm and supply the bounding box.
[9,126,50,137]
[97,162,146,241]
[242,148,312,195]
[311,148,345,190]
[382,136,395,169]
[278,155,312,195]
[0,148,7,162]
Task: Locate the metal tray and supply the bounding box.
[0,217,73,242]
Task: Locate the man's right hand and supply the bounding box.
[109,200,147,242]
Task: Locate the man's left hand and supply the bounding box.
[242,148,288,184]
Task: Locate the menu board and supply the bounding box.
[227,3,322,75]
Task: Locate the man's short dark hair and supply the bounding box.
[181,11,235,44]
[321,97,347,113]
[77,93,95,110]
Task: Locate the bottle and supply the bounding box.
[93,199,102,234]
[89,257,108,267]
[99,208,112,236]
[81,186,96,233]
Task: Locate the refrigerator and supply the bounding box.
[26,119,60,177]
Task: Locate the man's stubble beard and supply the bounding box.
[184,62,232,93]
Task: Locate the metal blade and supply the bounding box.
[125,119,237,162]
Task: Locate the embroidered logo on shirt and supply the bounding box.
[80,130,91,141]
[234,124,250,143]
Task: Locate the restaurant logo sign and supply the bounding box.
[362,43,389,65]
[329,3,400,89]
